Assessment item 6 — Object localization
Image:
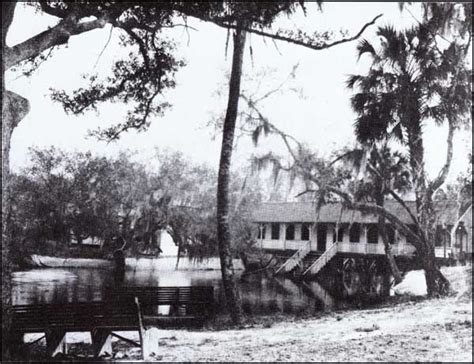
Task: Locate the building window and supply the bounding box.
[367,225,378,244]
[386,225,395,245]
[349,223,360,243]
[337,226,345,242]
[258,224,266,239]
[445,227,452,247]
[271,223,280,240]
[286,224,295,240]
[455,223,467,252]
[434,226,444,247]
[301,224,310,240]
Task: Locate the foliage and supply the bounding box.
[2,2,385,144]
[10,147,261,259]
[1,0,384,346]
[338,145,411,203]
[347,24,471,144]
[434,153,473,214]
[11,1,304,141]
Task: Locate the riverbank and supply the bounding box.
[25,254,244,270]
[20,265,472,362]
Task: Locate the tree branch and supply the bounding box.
[429,121,455,193]
[38,1,70,19]
[240,94,303,156]
[4,12,113,69]
[325,185,422,247]
[2,2,17,49]
[248,98,424,249]
[365,162,420,227]
[386,188,419,227]
[120,26,151,71]
[215,14,383,52]
[279,140,421,244]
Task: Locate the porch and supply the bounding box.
[257,240,418,257]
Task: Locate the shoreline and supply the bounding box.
[21,290,472,362]
[18,265,472,362]
[24,254,244,271]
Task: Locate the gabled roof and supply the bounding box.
[252,200,463,225]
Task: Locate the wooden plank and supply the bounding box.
[91,328,112,357]
[45,329,67,357]
[12,286,214,338]
[110,332,141,347]
[135,297,145,360]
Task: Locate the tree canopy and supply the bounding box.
[10,147,264,261]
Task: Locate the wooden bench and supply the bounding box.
[11,300,140,357]
[109,286,215,328]
[11,286,215,358]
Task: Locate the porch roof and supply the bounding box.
[252,200,461,225]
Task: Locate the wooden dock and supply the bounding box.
[11,286,215,358]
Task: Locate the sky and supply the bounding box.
[5,2,472,185]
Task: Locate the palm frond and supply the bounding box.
[388,121,405,143]
[356,38,377,60]
[376,25,399,45]
[345,74,363,89]
[350,92,372,112]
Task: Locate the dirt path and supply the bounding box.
[125,266,473,362]
[136,295,471,362]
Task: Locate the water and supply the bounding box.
[12,257,339,315]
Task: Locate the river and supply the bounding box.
[12,256,345,314]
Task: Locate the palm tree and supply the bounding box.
[337,143,410,284]
[347,23,471,296]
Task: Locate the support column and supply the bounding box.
[45,330,67,357]
[281,223,286,250]
[142,327,161,359]
[91,328,112,357]
[363,225,368,253]
[311,224,318,251]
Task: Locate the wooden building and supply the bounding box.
[253,201,472,277]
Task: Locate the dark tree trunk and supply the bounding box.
[406,118,450,296]
[375,192,403,284]
[216,25,246,325]
[420,243,450,296]
[418,195,451,296]
[2,2,30,359]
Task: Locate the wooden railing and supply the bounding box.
[259,238,417,258]
[275,241,311,275]
[337,242,416,256]
[303,242,338,277]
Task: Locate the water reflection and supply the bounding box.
[12,257,389,314]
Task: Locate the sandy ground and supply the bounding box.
[22,265,473,362]
[146,296,471,362]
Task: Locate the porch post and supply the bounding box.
[45,329,67,357]
[363,224,368,253]
[281,223,286,250]
[443,225,447,259]
[91,328,113,357]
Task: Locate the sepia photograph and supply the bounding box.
[1,1,472,362]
